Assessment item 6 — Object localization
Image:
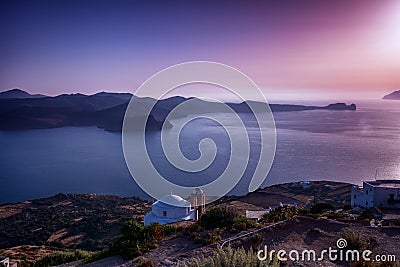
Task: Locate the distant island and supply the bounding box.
[383,90,400,100]
[0,89,356,131]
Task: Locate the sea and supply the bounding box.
[1,99,399,204]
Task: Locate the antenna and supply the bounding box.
[374,169,378,180]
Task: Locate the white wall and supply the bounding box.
[152,206,189,218]
[352,182,400,208]
[0,257,9,267]
[373,187,400,206]
[352,186,368,207]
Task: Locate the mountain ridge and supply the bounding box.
[0,88,46,99]
[0,89,357,131]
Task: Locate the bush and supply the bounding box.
[298,208,319,218]
[312,203,334,213]
[147,222,164,242]
[163,224,180,235]
[33,249,92,267]
[186,223,203,243]
[250,233,264,247]
[135,257,155,267]
[184,246,279,267]
[391,218,400,226]
[199,206,239,230]
[343,204,352,211]
[261,206,298,224]
[358,209,374,220]
[112,220,166,260]
[232,217,257,232]
[202,228,222,245]
[81,249,111,264]
[341,230,366,250]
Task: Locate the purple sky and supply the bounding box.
[1,0,399,100]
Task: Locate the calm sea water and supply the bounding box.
[1,100,399,203]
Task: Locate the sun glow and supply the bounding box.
[377,1,400,59]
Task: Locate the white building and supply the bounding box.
[0,257,16,267]
[245,209,270,222]
[351,180,400,208]
[0,257,9,267]
[144,194,196,226]
[299,181,311,189]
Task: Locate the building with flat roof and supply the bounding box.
[351,180,400,208]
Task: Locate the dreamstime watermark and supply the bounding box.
[257,238,396,263]
[122,61,276,206]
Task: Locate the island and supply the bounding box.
[383,90,400,100]
[0,89,356,131]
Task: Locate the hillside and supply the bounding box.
[2,181,399,267]
[0,194,151,251]
[139,216,400,267]
[0,181,355,266]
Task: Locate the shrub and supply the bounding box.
[186,223,203,243]
[358,209,374,220]
[184,246,279,267]
[146,222,164,242]
[343,204,352,211]
[163,224,180,235]
[202,228,222,245]
[391,218,400,226]
[311,202,334,213]
[112,220,165,260]
[232,217,257,231]
[187,223,203,233]
[261,206,298,224]
[135,257,155,267]
[298,208,320,219]
[33,249,92,267]
[81,249,111,264]
[341,230,366,250]
[199,206,239,230]
[250,233,264,247]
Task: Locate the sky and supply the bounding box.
[1,0,400,101]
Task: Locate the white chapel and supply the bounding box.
[144,194,196,225]
[144,189,206,226]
